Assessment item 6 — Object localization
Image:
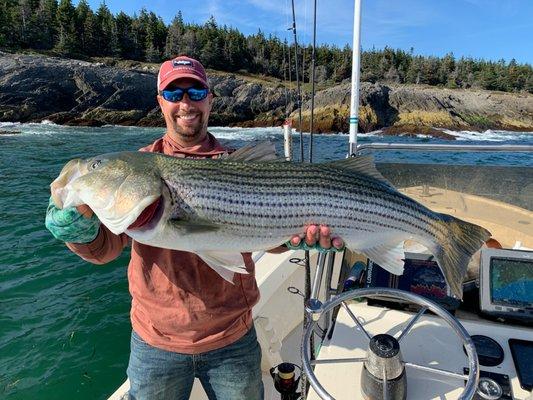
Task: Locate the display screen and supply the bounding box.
[490,258,533,308]
[509,339,533,391]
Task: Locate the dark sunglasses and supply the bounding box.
[160,87,209,102]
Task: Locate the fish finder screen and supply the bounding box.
[490,258,533,308]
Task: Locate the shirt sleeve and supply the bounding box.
[66,225,129,265]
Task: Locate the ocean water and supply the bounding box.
[0,123,531,400]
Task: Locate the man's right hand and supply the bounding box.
[45,198,100,244]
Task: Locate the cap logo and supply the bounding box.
[173,60,192,68]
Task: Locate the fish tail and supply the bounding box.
[429,214,491,299]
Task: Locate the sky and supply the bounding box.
[78,0,533,64]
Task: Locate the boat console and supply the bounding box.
[302,247,533,400]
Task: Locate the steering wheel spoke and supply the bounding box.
[311,357,367,366]
[383,365,389,400]
[405,362,468,380]
[396,306,428,343]
[341,301,372,341]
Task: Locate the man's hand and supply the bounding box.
[267,225,344,254]
[288,225,344,251]
[45,198,100,244]
[76,204,94,219]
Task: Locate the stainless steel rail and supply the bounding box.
[355,143,533,154]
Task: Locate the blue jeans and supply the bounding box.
[127,327,264,400]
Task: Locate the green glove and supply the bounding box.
[285,240,345,253]
[45,197,100,243]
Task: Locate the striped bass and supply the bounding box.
[50,143,491,298]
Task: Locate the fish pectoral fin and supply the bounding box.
[171,218,220,233]
[197,251,249,283]
[358,242,406,275]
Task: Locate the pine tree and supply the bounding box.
[439,53,457,88]
[479,62,499,90]
[55,0,78,55]
[165,12,185,58]
[75,0,93,55]
[180,29,199,60]
[96,2,119,57]
[115,11,134,59]
[199,16,224,69]
[17,0,31,46]
[34,0,58,50]
[0,0,19,48]
[129,9,149,60]
[144,11,166,62]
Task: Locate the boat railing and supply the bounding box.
[355,143,533,154]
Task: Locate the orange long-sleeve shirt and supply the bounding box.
[67,133,260,354]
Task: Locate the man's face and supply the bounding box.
[157,78,213,145]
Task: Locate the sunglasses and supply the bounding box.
[160,87,209,102]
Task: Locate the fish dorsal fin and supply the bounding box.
[324,155,394,188]
[226,141,282,162]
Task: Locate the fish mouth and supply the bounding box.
[50,159,85,208]
[127,195,165,232]
[127,197,162,230]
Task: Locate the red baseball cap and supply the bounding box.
[157,55,208,91]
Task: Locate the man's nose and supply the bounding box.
[179,93,193,107]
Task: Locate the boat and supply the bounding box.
[109,1,533,399]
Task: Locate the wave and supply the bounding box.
[0,121,21,128]
[444,129,533,142]
[40,119,58,126]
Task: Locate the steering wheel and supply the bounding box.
[301,288,480,400]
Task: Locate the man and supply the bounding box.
[45,55,343,399]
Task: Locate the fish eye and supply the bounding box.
[90,160,102,170]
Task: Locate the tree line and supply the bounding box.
[1,0,531,93]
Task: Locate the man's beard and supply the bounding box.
[172,114,208,142]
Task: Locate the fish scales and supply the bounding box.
[176,162,437,226]
[161,170,438,249]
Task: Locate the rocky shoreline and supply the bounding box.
[1,52,532,137]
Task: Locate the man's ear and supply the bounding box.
[157,95,163,108]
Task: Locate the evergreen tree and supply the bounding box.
[439,53,457,88]
[115,11,134,59]
[198,16,224,69]
[55,0,78,55]
[144,11,166,62]
[478,61,499,90]
[129,9,149,60]
[96,2,119,57]
[406,56,423,84]
[34,0,58,50]
[165,11,184,58]
[75,0,94,55]
[0,0,19,48]
[180,28,199,60]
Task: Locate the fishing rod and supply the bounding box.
[300,1,320,398]
[308,0,317,163]
[290,0,305,163]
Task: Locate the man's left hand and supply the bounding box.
[266,225,344,254]
[288,225,344,251]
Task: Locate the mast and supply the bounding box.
[348,0,362,156]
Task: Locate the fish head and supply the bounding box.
[50,152,163,234]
